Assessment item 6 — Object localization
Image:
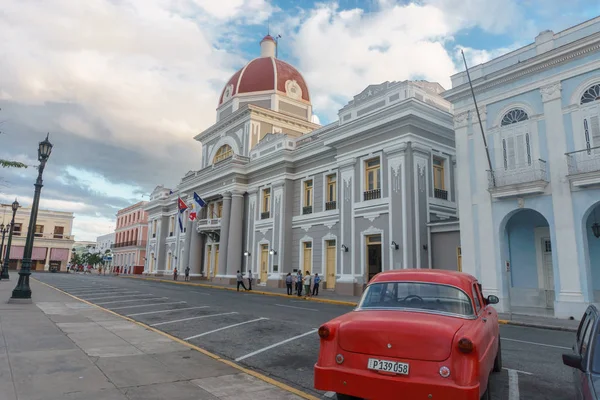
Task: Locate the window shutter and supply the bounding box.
[506,136,516,169]
[590,115,600,149]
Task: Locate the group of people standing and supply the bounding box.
[286,271,321,297]
[173,266,191,281]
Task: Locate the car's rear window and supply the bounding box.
[358,282,474,317]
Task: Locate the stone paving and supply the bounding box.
[0,278,305,400]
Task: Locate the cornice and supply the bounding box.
[444,33,600,102]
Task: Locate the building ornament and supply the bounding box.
[540,82,562,102]
[285,80,302,100]
[453,111,469,128]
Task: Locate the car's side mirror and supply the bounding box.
[562,353,584,371]
[486,295,499,305]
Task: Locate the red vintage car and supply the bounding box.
[314,270,501,400]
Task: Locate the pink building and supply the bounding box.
[112,201,148,274]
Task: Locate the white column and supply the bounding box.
[540,82,585,317]
[44,247,51,271]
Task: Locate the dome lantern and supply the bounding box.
[260,35,276,58]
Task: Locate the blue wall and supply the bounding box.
[506,209,550,289]
[537,120,550,161]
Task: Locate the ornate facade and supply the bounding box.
[144,36,459,295]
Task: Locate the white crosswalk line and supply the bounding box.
[110,301,186,310]
[508,369,520,400]
[235,329,318,362]
[95,297,167,305]
[126,306,207,317]
[501,337,570,350]
[184,318,267,341]
[275,304,318,311]
[151,312,237,327]
[85,294,153,301]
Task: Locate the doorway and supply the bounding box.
[214,245,219,277]
[325,240,336,289]
[303,242,312,274]
[366,234,382,281]
[541,237,554,309]
[206,246,212,277]
[260,244,269,282]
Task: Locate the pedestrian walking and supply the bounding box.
[296,270,303,296]
[285,272,293,295]
[236,270,248,291]
[303,270,312,298]
[312,273,321,296]
[184,266,190,281]
[173,267,178,281]
[247,270,253,291]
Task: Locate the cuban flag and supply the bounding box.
[193,192,206,209]
[177,197,188,232]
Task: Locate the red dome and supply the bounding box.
[219,57,310,105]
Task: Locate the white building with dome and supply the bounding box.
[443,17,600,319]
[144,35,461,295]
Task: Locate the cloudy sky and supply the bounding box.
[0,0,598,241]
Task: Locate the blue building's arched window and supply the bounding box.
[581,84,600,104]
[501,108,529,126]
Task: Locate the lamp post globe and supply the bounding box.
[1,199,19,280]
[11,134,52,302]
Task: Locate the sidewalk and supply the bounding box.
[0,278,312,400]
[124,275,580,332]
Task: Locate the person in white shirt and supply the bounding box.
[303,270,312,298]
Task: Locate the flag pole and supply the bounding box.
[460,50,495,187]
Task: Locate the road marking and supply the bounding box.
[502,337,570,350]
[69,291,135,296]
[110,301,186,310]
[503,367,533,376]
[508,368,519,400]
[275,304,319,312]
[190,291,210,295]
[95,297,167,305]
[84,294,154,301]
[126,306,208,317]
[235,329,318,362]
[151,312,237,327]
[185,318,267,341]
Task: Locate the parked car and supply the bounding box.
[314,270,501,400]
[562,305,600,399]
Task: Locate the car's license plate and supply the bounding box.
[367,358,409,375]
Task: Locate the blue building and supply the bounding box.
[443,17,600,319]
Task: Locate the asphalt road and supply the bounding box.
[34,273,577,399]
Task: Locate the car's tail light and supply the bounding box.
[457,338,474,353]
[318,325,330,339]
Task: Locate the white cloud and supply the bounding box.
[0,193,89,213]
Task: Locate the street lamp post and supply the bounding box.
[11,134,53,301]
[0,223,9,270]
[1,200,19,280]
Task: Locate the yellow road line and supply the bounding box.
[33,278,321,400]
[121,275,358,307]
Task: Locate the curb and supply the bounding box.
[120,275,359,307]
[33,278,321,400]
[120,275,578,332]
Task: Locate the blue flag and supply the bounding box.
[193,192,206,209]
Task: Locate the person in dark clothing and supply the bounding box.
[312,273,321,296]
[184,266,190,281]
[173,268,178,281]
[236,270,248,291]
[296,271,303,296]
[247,270,253,290]
[285,273,293,295]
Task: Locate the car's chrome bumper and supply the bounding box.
[314,364,481,400]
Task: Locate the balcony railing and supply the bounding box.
[325,201,337,210]
[111,240,147,249]
[261,211,270,220]
[197,218,221,226]
[363,188,381,201]
[302,206,313,215]
[487,159,548,188]
[566,146,600,175]
[15,233,72,240]
[434,188,448,200]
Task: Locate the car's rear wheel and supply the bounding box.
[493,336,502,373]
[336,394,361,400]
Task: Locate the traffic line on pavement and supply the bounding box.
[184,318,268,341]
[69,290,134,295]
[275,304,319,312]
[84,293,154,301]
[501,337,570,350]
[126,306,207,317]
[235,329,318,362]
[95,297,168,305]
[508,369,519,400]
[110,301,186,310]
[503,367,533,376]
[151,312,237,327]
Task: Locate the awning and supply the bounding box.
[32,247,47,261]
[50,248,69,261]
[7,246,24,259]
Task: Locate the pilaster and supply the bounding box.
[217,192,232,276]
[226,191,244,276]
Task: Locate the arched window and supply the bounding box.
[500,108,531,170]
[213,144,233,163]
[501,108,529,126]
[580,84,600,152]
